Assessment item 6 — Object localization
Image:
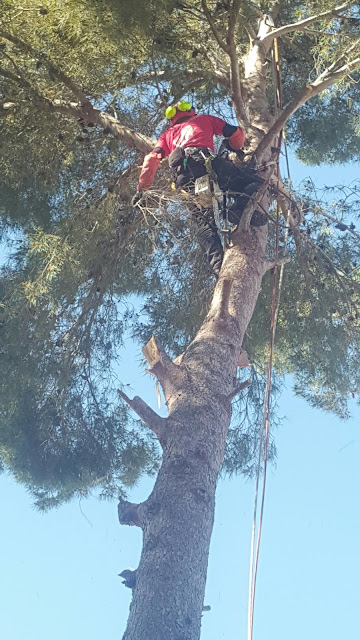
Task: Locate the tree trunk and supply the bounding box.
[122,229,268,640]
[121,19,275,639]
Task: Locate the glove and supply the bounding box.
[131,190,143,207]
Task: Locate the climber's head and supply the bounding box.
[165,101,196,126]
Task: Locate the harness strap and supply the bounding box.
[204,156,217,182]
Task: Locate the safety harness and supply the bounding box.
[171,145,238,247]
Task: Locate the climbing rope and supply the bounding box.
[246,34,293,640]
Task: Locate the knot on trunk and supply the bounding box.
[118,568,137,590]
[118,498,143,528]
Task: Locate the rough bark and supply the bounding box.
[122,226,267,640]
[122,14,274,640]
[118,5,359,637]
[2,5,358,639]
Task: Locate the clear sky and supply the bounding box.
[1,160,359,639]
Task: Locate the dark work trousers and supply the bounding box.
[175,156,223,276]
[175,153,264,275]
[211,156,264,220]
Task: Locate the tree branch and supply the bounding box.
[300,232,358,313]
[142,336,184,383]
[0,29,92,106]
[201,0,228,52]
[264,256,291,272]
[268,0,285,21]
[142,336,186,409]
[118,569,137,590]
[226,0,250,129]
[200,1,250,129]
[88,109,155,152]
[238,13,257,41]
[237,348,252,367]
[271,177,303,226]
[255,55,360,159]
[0,65,67,112]
[315,37,360,77]
[326,217,360,240]
[117,389,166,441]
[0,61,157,153]
[260,1,356,47]
[227,378,252,400]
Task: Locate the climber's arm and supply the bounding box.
[207,116,246,150]
[222,123,246,150]
[136,147,166,191]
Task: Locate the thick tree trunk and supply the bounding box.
[122,16,275,640]
[122,229,268,640]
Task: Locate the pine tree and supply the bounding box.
[1,1,359,638]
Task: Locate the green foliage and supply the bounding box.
[1,0,360,505]
[249,181,360,419]
[287,85,360,164]
[0,185,160,508]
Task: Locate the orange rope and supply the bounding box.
[247,36,283,640]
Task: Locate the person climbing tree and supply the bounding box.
[132,101,265,275]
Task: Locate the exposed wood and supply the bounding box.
[237,348,252,367]
[142,336,170,369]
[142,336,186,410]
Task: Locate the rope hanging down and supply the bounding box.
[247,34,292,640]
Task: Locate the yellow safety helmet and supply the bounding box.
[165,101,196,124]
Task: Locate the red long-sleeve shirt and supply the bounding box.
[155,114,229,155]
[137,114,245,190]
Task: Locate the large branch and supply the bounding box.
[142,336,186,411]
[0,66,67,112]
[255,56,360,159]
[201,0,249,129]
[0,29,91,106]
[1,63,155,153]
[86,109,155,152]
[201,0,228,52]
[226,0,250,129]
[260,1,356,48]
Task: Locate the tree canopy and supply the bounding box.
[1,0,360,509]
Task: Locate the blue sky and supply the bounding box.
[1,159,359,639]
[1,382,359,640]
